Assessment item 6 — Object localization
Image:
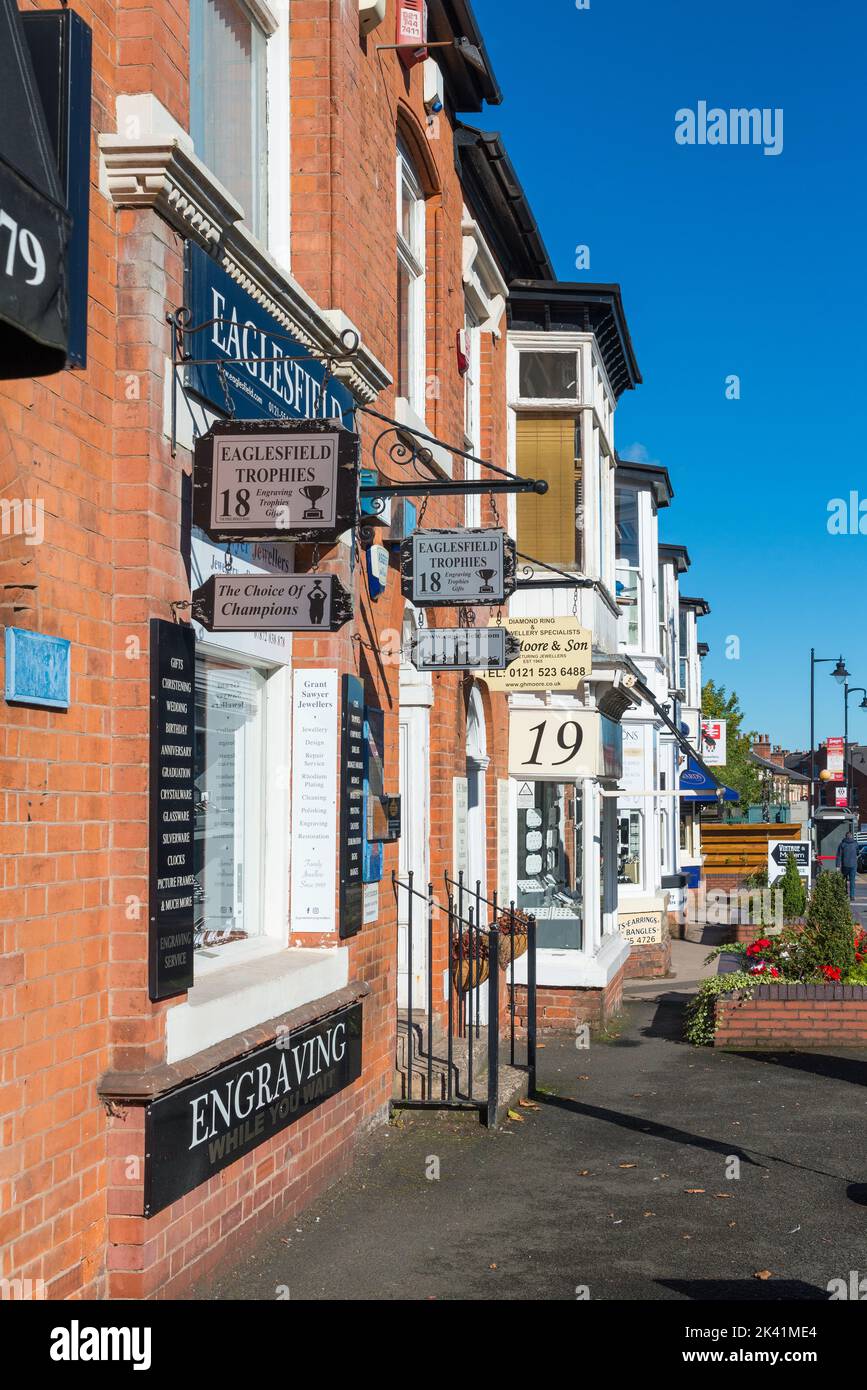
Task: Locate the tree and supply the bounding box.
[795,871,855,978]
[780,852,806,921]
[701,680,763,811]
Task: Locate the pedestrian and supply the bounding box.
[836,829,859,900]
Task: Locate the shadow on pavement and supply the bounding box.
[724,1049,867,1088]
[657,1278,827,1301]
[846,1183,867,1206]
[637,995,691,1042]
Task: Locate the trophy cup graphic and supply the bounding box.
[300,484,330,520]
[478,566,495,594]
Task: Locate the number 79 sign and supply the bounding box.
[508,710,600,781]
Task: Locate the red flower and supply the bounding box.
[769,966,780,978]
[821,965,842,982]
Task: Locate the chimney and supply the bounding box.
[753,734,771,760]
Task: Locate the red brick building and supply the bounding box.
[0,0,531,1299]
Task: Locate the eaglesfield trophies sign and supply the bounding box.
[193,417,359,543]
[401,527,517,607]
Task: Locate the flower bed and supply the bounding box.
[685,870,867,1046]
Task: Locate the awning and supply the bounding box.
[680,758,739,802]
[0,0,70,377]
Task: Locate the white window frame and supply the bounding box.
[463,304,482,527]
[193,644,291,980]
[189,0,290,264]
[397,140,427,417]
[514,347,581,407]
[616,483,642,651]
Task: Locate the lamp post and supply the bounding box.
[844,684,867,813]
[809,651,849,821]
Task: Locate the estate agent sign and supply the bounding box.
[144,1003,363,1215]
[148,620,195,1001]
[483,617,592,692]
[192,573,353,633]
[193,417,359,543]
[411,626,521,672]
[401,528,517,606]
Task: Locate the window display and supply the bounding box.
[517,783,583,949]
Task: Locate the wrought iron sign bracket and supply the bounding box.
[513,550,601,593]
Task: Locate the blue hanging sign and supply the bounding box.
[183,242,357,425]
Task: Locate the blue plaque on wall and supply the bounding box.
[4,627,71,708]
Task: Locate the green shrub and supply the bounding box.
[797,871,855,978]
[780,853,806,920]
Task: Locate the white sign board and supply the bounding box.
[827,737,845,782]
[509,709,602,782]
[210,431,339,531]
[701,719,727,766]
[767,839,811,884]
[483,617,592,692]
[412,627,511,672]
[291,670,338,932]
[404,528,512,605]
[619,909,664,945]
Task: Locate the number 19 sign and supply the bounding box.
[509,709,604,781]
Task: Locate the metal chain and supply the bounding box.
[488,489,501,529]
[216,359,236,420]
[417,491,430,527]
[311,541,321,573]
[572,582,579,617]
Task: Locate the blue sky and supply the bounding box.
[469,0,867,751]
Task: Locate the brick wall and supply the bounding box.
[511,963,627,1037]
[624,936,671,979]
[714,984,867,1048]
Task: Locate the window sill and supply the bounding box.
[165,945,349,1064]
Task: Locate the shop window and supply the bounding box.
[618,808,642,885]
[518,350,579,401]
[517,783,583,949]
[397,140,426,414]
[190,0,270,240]
[193,652,269,952]
[515,414,584,569]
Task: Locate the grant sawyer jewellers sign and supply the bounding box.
[148,620,195,1001]
[184,241,356,424]
[192,572,354,633]
[144,1003,363,1215]
[193,417,360,543]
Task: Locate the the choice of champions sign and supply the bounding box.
[192,572,354,633]
[193,417,359,543]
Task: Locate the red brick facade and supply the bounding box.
[0,0,512,1299]
[512,963,627,1037]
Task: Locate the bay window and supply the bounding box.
[618,808,642,885]
[616,485,641,648]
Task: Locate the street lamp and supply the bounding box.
[844,684,867,813]
[809,650,849,821]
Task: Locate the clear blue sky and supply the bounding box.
[469,0,867,751]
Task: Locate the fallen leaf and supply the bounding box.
[518,1098,540,1110]
[728,1221,737,1228]
[619,1162,637,1169]
[489,1263,497,1270]
[713,1193,733,1200]
[578,1075,590,1081]
[685,1188,706,1194]
[643,1211,655,1217]
[578,1170,591,1177]
[506,1109,524,1122]
[754,1270,773,1281]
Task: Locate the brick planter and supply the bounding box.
[714,983,867,1048]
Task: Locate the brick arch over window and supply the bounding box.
[396,104,442,200]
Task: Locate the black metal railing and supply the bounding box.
[392,871,536,1127]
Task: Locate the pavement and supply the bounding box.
[189,972,867,1301]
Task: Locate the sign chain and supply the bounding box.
[216,360,236,421]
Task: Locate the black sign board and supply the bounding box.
[191,572,354,633]
[148,620,196,1001]
[400,527,517,607]
[771,841,810,868]
[144,1003,363,1216]
[340,674,365,939]
[193,417,359,543]
[0,0,72,378]
[411,626,521,672]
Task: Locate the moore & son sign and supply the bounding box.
[144,1003,363,1215]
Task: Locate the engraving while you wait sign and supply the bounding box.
[400,527,517,607]
[193,417,359,542]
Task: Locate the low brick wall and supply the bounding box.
[511,963,625,1037]
[714,983,867,1048]
[624,935,672,979]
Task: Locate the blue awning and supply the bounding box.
[680,759,739,802]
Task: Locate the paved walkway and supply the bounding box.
[189,990,867,1302]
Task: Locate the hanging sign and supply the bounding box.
[826,737,845,782]
[143,1002,363,1216]
[401,527,516,607]
[148,620,196,1001]
[483,617,592,692]
[700,718,727,767]
[411,626,521,672]
[191,572,353,633]
[193,417,359,543]
[339,675,365,939]
[509,709,620,782]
